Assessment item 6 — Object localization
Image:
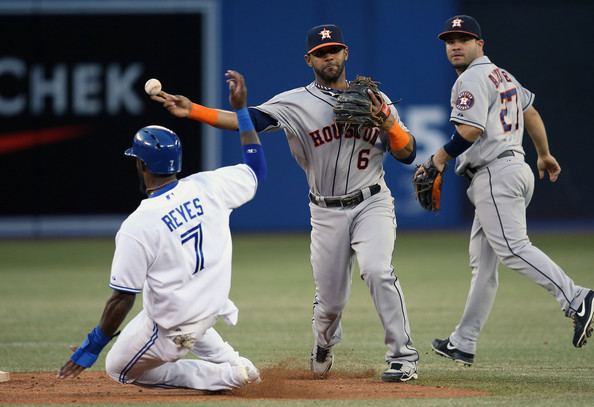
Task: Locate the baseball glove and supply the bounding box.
[334,75,390,131]
[413,156,446,211]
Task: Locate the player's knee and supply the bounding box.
[360,266,392,284]
[105,349,126,384]
[316,300,346,317]
[497,238,531,264]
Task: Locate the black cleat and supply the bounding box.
[431,338,474,366]
[573,290,594,348]
[381,362,418,382]
[310,344,334,379]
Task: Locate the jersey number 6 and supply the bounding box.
[181,224,205,275]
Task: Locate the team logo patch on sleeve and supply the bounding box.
[456,91,474,111]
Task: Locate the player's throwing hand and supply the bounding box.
[150,91,193,118]
[226,70,247,109]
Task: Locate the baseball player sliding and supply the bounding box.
[152,24,420,382]
[415,15,594,366]
[58,70,266,390]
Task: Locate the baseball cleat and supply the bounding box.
[431,338,474,366]
[381,362,418,382]
[573,290,594,348]
[310,344,333,379]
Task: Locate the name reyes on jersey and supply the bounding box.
[161,197,204,232]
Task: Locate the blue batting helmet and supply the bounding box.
[125,125,182,174]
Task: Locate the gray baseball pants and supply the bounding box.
[450,155,589,354]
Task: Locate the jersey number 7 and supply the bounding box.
[499,88,519,132]
[181,224,205,275]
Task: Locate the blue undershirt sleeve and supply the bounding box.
[248,107,278,132]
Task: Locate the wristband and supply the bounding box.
[188,103,218,126]
[443,130,473,158]
[236,107,255,133]
[69,326,112,368]
[387,121,411,152]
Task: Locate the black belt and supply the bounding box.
[464,150,520,180]
[309,184,381,208]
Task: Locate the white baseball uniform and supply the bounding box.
[253,82,418,368]
[447,55,590,354]
[104,164,259,390]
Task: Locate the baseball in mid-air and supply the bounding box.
[144,78,162,96]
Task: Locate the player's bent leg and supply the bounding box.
[191,328,261,383]
[105,312,256,390]
[475,164,588,317]
[107,334,253,390]
[124,360,250,390]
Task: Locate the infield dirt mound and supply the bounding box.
[0,367,486,404]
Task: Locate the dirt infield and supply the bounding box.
[0,368,486,404]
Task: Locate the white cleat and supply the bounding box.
[239,356,262,384]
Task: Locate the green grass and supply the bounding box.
[1,231,593,406]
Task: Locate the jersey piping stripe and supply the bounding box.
[486,168,574,309]
[304,86,342,195]
[450,116,486,131]
[522,93,535,111]
[109,283,142,293]
[390,267,419,360]
[331,128,343,195]
[344,135,357,194]
[118,323,159,384]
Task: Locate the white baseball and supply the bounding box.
[144,78,162,96]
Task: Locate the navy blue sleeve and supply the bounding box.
[248,107,278,132]
[396,136,417,164]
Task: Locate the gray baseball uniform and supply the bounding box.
[253,82,418,368]
[447,55,590,354]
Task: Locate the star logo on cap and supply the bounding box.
[451,18,463,28]
[319,28,332,39]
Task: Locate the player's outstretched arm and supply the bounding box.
[151,91,239,131]
[57,291,136,379]
[226,70,267,182]
[524,106,561,182]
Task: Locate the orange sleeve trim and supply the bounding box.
[387,121,411,151]
[188,103,218,126]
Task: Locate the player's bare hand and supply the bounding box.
[537,154,561,182]
[57,346,85,379]
[226,70,247,109]
[368,89,393,129]
[151,91,192,118]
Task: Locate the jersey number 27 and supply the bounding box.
[181,224,205,275]
[499,88,519,132]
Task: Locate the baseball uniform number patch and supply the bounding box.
[181,223,205,274]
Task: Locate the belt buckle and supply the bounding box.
[340,193,360,208]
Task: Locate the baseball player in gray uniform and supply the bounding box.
[417,15,594,366]
[152,24,420,382]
